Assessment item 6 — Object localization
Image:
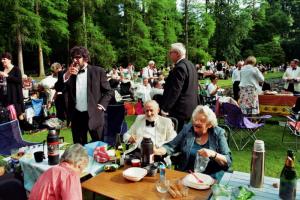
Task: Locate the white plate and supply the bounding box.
[182,173,214,190]
[122,167,147,182]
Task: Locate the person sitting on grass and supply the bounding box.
[29,144,88,200]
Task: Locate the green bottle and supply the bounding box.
[279,150,297,200]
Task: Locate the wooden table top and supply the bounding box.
[81,168,212,200]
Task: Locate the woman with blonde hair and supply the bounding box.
[239,56,264,115]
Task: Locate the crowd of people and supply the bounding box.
[1,42,300,199]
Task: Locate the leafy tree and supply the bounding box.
[187,3,215,64]
[145,0,181,67]
[211,0,253,64]
[0,0,41,75]
[36,0,69,76]
[69,0,116,69]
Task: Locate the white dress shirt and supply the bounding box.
[232,68,241,83]
[142,66,154,79]
[282,66,300,92]
[75,66,88,112]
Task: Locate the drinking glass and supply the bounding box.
[194,153,210,173]
[156,179,170,193]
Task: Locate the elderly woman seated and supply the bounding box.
[154,105,232,180]
[29,144,88,200]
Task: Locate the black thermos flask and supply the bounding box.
[141,136,154,167]
[47,128,60,165]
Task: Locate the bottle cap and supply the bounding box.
[253,140,265,152]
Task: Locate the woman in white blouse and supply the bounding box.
[239,56,264,115]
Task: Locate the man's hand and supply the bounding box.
[128,135,137,144]
[161,110,169,117]
[0,71,8,77]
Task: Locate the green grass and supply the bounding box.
[19,116,300,178]
[200,71,284,88]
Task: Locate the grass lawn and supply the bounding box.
[21,115,300,178]
[200,71,284,88]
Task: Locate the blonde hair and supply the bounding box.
[192,105,218,127]
[50,62,62,72]
[245,56,256,66]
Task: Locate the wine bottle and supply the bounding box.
[279,150,297,200]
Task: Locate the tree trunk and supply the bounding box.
[36,0,45,77]
[38,43,45,77]
[82,0,87,48]
[184,0,189,59]
[17,29,24,76]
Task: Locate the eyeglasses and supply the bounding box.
[72,55,82,60]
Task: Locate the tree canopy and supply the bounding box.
[0,0,299,75]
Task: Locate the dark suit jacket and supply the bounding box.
[0,66,24,115]
[65,65,113,130]
[161,59,199,120]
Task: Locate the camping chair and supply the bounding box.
[168,117,178,132]
[221,103,271,150]
[0,120,38,156]
[199,89,216,109]
[103,103,128,146]
[282,111,300,151]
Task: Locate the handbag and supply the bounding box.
[0,106,10,123]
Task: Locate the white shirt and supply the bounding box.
[150,88,164,99]
[142,66,154,79]
[282,66,300,92]
[75,67,88,112]
[232,68,241,83]
[239,65,264,91]
[207,83,217,97]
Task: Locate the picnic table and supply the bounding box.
[219,171,300,200]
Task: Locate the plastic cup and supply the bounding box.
[194,154,210,173]
[131,159,141,167]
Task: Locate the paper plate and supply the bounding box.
[182,173,214,190]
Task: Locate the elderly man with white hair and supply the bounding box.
[160,43,199,132]
[142,60,157,80]
[123,100,177,148]
[154,105,232,180]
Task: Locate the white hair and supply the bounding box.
[60,144,88,166]
[171,43,186,58]
[144,100,159,111]
[192,105,218,127]
[148,60,155,65]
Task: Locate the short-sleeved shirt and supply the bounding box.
[28,162,82,200]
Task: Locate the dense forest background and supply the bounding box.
[0,0,299,76]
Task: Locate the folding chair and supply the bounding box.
[103,103,128,146]
[222,103,271,150]
[282,111,300,151]
[0,120,38,156]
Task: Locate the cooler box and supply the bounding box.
[84,141,108,157]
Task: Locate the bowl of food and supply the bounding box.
[122,167,147,182]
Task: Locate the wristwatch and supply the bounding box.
[210,152,217,160]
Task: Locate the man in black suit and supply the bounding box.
[161,43,199,132]
[64,46,113,145]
